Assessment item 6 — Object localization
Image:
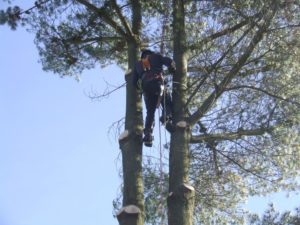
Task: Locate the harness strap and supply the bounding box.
[142,72,163,82]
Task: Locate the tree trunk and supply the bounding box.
[168,0,195,225]
[117,1,144,225]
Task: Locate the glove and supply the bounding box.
[168,66,176,74]
[169,60,176,74]
[137,79,142,89]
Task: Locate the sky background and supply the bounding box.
[0,1,299,225]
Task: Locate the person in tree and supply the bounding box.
[133,49,175,147]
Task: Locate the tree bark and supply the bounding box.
[168,1,195,225]
[118,1,144,225]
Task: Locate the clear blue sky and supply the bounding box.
[0,6,123,224]
[0,1,299,225]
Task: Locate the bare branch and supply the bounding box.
[215,148,274,182]
[190,127,273,144]
[268,23,300,32]
[87,82,127,102]
[188,10,265,51]
[108,117,125,141]
[65,36,123,44]
[189,20,249,50]
[110,0,134,39]
[225,85,300,107]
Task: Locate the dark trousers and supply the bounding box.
[142,79,172,133]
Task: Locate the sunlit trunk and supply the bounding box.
[168,0,195,225]
[117,1,144,225]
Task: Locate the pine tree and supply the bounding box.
[248,204,300,225]
[1,0,300,224]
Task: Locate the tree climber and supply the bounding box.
[133,49,176,147]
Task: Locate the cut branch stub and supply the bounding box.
[181,183,195,193]
[116,205,141,224]
[124,70,133,83]
[125,69,132,76]
[176,121,189,130]
[167,183,195,225]
[168,183,195,201]
[119,130,130,146]
[119,129,143,148]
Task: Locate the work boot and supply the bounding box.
[165,121,175,133]
[143,133,154,147]
[159,114,172,124]
[143,129,154,147]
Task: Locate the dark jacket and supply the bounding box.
[132,53,175,88]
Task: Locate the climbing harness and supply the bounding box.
[142,72,163,83]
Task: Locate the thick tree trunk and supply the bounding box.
[168,1,195,225]
[117,1,144,225]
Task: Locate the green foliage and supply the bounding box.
[139,0,300,223]
[112,157,169,225]
[183,1,300,223]
[143,158,168,225]
[1,0,131,76]
[0,6,21,29]
[247,204,300,225]
[2,0,300,224]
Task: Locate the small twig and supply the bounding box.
[19,0,52,15]
[86,81,127,102]
[108,117,125,142]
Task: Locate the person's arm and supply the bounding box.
[162,56,176,74]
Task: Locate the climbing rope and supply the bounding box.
[156,1,171,222]
[156,82,171,223]
[157,109,164,223]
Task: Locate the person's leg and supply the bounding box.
[143,79,162,128]
[144,93,156,132]
[143,92,159,147]
[142,79,162,146]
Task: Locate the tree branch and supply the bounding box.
[225,85,300,107]
[64,36,123,44]
[9,0,51,16]
[110,0,134,39]
[268,23,300,32]
[87,82,127,102]
[188,10,265,51]
[185,25,253,109]
[190,127,273,144]
[75,0,128,38]
[188,20,248,50]
[187,5,278,125]
[215,147,273,182]
[187,65,211,73]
